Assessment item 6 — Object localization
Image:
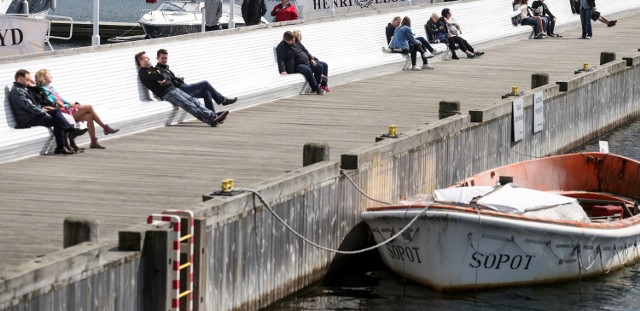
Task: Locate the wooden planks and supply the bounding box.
[1,13,639,274]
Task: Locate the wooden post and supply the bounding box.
[439,101,460,120]
[600,51,616,65]
[143,229,171,311]
[192,218,208,311]
[531,73,549,89]
[63,216,99,248]
[303,143,330,167]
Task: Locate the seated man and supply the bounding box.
[276,31,326,95]
[135,51,228,127]
[9,69,85,154]
[155,49,237,111]
[532,0,561,37]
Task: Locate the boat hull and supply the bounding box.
[363,207,640,290]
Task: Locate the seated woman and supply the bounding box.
[513,0,547,39]
[439,8,484,59]
[387,16,439,58]
[35,69,119,150]
[292,30,330,92]
[389,16,432,70]
[425,13,441,43]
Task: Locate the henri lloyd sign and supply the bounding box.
[0,15,49,56]
[303,0,427,18]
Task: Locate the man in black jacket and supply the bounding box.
[241,0,266,26]
[135,51,228,127]
[9,69,83,154]
[275,31,326,95]
[156,49,237,111]
[577,0,595,39]
[532,0,561,37]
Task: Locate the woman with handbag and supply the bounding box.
[35,69,119,150]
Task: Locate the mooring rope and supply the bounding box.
[236,187,428,255]
[340,170,393,206]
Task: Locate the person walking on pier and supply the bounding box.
[35,69,119,150]
[155,49,237,110]
[9,69,83,155]
[578,0,595,39]
[135,51,229,127]
[276,31,327,95]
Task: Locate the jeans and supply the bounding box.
[180,80,224,111]
[521,17,540,35]
[580,7,593,38]
[29,109,73,148]
[314,61,328,87]
[163,88,216,126]
[295,64,320,92]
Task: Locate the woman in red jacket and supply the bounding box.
[271,0,298,22]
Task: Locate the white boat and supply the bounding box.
[362,152,640,290]
[138,0,269,38]
[1,0,55,56]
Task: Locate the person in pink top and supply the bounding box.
[270,0,298,22]
[35,69,119,150]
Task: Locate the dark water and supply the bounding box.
[268,118,640,311]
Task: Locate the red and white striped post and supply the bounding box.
[163,210,194,311]
[147,213,182,310]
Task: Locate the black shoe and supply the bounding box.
[54,147,74,155]
[607,20,617,27]
[316,89,325,95]
[475,51,485,57]
[451,55,459,60]
[221,97,237,106]
[212,111,229,126]
[69,128,88,139]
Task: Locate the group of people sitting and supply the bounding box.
[384,7,485,70]
[9,69,119,154]
[513,0,616,40]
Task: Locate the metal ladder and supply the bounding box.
[147,210,195,311]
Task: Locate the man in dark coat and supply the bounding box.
[241,0,266,26]
[275,31,327,95]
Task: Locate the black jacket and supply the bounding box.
[241,0,266,26]
[155,63,185,88]
[275,39,313,74]
[425,19,439,42]
[531,1,555,19]
[385,23,395,45]
[138,66,176,99]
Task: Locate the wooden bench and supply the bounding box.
[0,0,637,164]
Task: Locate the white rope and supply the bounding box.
[236,188,429,255]
[340,170,392,206]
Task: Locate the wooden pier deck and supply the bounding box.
[1,12,639,273]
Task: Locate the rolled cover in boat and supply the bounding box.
[433,186,494,204]
[477,184,576,213]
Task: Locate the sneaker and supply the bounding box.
[221,97,237,106]
[586,36,591,39]
[421,64,434,70]
[90,143,106,149]
[475,51,485,57]
[212,110,229,126]
[382,46,392,53]
[467,54,475,59]
[316,89,325,95]
[103,124,119,135]
[431,50,441,56]
[534,34,544,39]
[320,85,332,92]
[410,66,422,71]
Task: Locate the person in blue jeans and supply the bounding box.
[135,51,229,127]
[155,49,237,110]
[276,31,328,95]
[579,0,595,39]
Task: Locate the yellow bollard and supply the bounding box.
[511,86,519,96]
[583,63,589,71]
[388,125,397,137]
[221,179,234,192]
